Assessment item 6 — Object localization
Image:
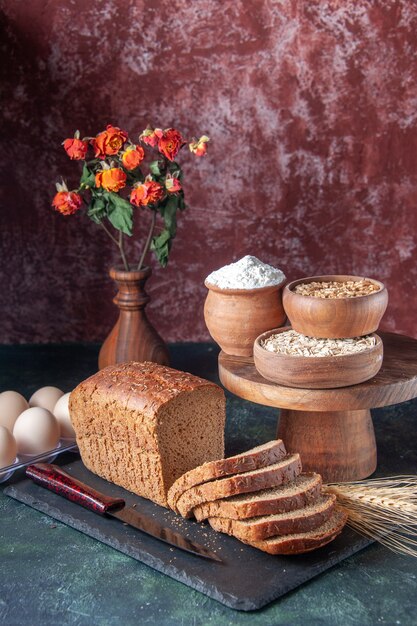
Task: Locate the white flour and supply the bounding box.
[206,255,286,290]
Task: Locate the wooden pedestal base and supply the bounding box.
[218,333,417,483]
[277,409,377,482]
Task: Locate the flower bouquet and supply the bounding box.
[52,124,209,270]
[52,124,209,367]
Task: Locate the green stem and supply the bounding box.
[99,221,119,246]
[99,221,130,271]
[118,231,130,271]
[137,210,156,271]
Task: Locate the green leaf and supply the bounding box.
[153,243,169,267]
[151,229,171,267]
[151,229,171,248]
[126,169,144,187]
[110,193,133,211]
[87,196,107,224]
[178,194,186,210]
[167,160,181,176]
[80,163,95,187]
[160,196,178,237]
[149,160,163,176]
[107,193,133,235]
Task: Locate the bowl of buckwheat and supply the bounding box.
[282,275,388,339]
[253,326,384,388]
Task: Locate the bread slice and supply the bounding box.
[167,440,287,512]
[209,508,348,555]
[176,453,302,518]
[205,493,336,541]
[69,361,225,507]
[193,473,323,522]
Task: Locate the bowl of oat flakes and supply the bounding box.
[253,326,384,388]
[282,275,388,339]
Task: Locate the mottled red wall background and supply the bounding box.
[1,0,416,343]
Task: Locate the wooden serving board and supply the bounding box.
[5,458,372,611]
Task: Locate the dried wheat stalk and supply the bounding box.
[324,476,417,558]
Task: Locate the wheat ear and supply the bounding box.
[324,476,417,558]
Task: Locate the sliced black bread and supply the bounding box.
[167,439,287,512]
[205,493,336,541]
[193,472,322,521]
[176,453,302,518]
[209,508,348,555]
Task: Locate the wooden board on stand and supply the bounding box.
[219,332,417,482]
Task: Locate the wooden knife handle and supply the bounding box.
[26,463,125,515]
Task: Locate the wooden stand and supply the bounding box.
[278,409,376,481]
[219,332,417,482]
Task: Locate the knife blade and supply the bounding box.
[26,463,222,563]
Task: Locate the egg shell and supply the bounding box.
[13,407,60,455]
[0,425,17,469]
[29,386,64,413]
[0,391,29,432]
[53,392,76,439]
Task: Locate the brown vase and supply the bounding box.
[98,266,170,369]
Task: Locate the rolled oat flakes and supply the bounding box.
[261,331,376,357]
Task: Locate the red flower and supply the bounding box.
[157,128,184,161]
[52,191,82,215]
[130,180,164,207]
[63,137,88,160]
[165,176,182,193]
[95,168,127,192]
[189,135,209,157]
[92,125,128,159]
[121,145,145,170]
[140,126,163,147]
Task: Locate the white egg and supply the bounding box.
[53,392,76,439]
[0,425,17,469]
[0,391,29,432]
[29,386,64,413]
[13,407,60,455]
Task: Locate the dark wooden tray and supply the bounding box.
[5,458,372,611]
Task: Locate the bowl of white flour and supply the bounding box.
[204,256,287,356]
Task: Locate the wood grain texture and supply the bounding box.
[98,267,169,369]
[219,332,417,412]
[277,409,377,482]
[283,276,388,339]
[204,282,286,356]
[221,331,417,480]
[253,327,383,388]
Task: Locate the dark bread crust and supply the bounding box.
[205,494,336,541]
[69,361,225,507]
[167,440,287,512]
[71,361,221,418]
[193,473,323,522]
[209,509,348,554]
[176,454,302,518]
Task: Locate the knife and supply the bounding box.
[26,463,222,563]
